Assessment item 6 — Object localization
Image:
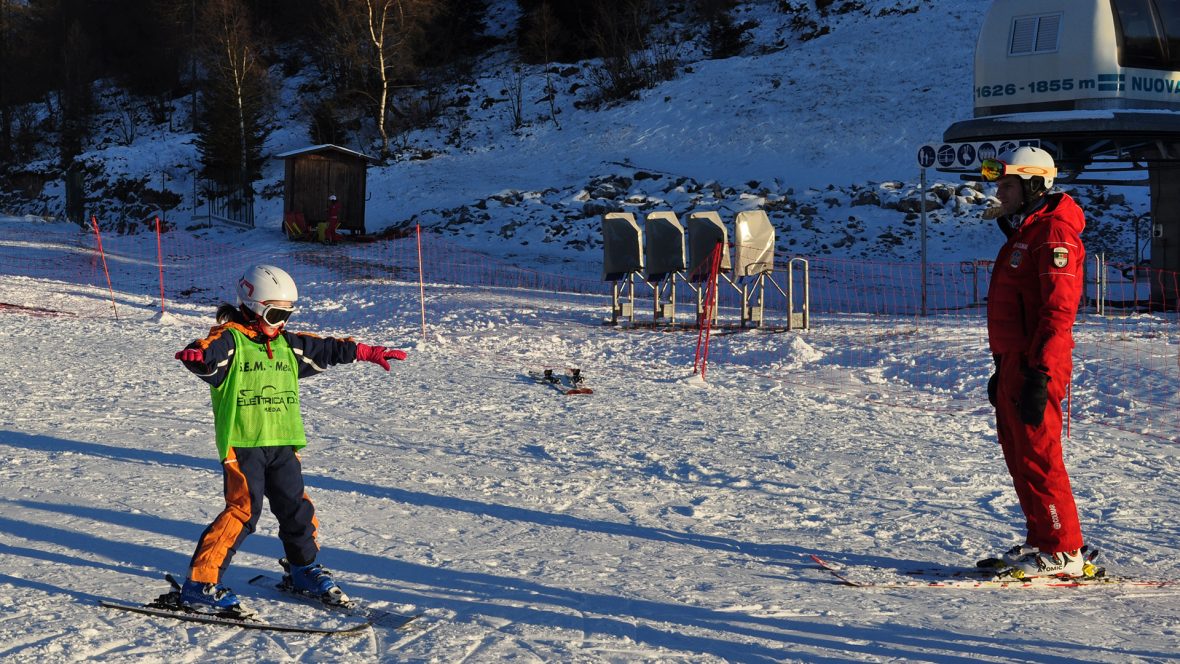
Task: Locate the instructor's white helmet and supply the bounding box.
[992,146,1056,190]
[237,264,298,318]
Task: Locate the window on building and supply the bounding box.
[1111,0,1180,70]
[1009,13,1062,55]
[1152,0,1180,67]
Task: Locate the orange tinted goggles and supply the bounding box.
[980,159,1006,181]
[980,159,1056,182]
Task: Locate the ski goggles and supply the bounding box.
[980,159,1056,182]
[259,303,295,326]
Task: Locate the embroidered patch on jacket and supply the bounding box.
[1052,247,1069,268]
[1009,249,1023,268]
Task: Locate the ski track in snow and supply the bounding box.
[0,268,1178,663]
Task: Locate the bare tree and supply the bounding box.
[501,65,525,130]
[113,92,138,147]
[324,0,436,159]
[525,1,561,129]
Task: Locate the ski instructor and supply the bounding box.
[980,146,1087,578]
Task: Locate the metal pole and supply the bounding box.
[1135,213,1141,265]
[1099,254,1104,312]
[627,272,635,323]
[417,223,427,341]
[920,168,928,317]
[972,260,979,306]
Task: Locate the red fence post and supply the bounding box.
[155,216,166,316]
[90,215,119,320]
[693,242,724,379]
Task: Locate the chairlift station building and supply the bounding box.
[943,0,1180,304]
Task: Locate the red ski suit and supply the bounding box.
[986,191,1085,554]
[323,200,343,243]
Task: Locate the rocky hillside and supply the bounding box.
[0,0,1149,267]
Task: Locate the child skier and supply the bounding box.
[173,264,406,613]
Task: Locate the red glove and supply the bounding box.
[175,348,204,363]
[355,343,407,371]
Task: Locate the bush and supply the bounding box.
[516,0,653,63]
[583,42,679,107]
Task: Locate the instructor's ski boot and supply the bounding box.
[1008,549,1088,579]
[976,543,1038,570]
[1001,543,1038,566]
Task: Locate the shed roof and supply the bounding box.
[275,144,376,162]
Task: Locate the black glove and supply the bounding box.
[987,372,998,407]
[1018,369,1050,426]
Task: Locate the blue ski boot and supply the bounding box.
[283,559,351,606]
[180,578,249,615]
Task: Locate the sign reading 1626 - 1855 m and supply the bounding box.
[976,74,1126,100]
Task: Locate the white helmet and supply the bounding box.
[992,146,1056,189]
[329,194,337,201]
[237,265,298,322]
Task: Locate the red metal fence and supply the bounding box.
[1,220,1176,441]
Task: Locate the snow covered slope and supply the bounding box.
[1,246,1178,662]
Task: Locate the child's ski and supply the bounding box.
[100,598,372,634]
[99,573,371,635]
[249,569,418,630]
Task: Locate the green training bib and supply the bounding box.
[209,327,306,460]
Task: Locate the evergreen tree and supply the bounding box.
[193,0,272,187]
[419,0,491,68]
[101,0,186,98]
[697,0,749,59]
[57,10,95,168]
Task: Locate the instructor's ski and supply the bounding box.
[810,554,1177,589]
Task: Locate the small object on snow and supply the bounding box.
[564,368,593,395]
[527,367,593,395]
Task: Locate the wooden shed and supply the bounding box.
[277,144,374,235]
